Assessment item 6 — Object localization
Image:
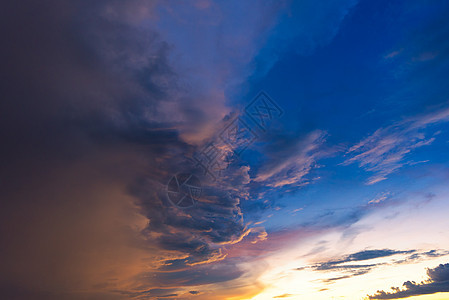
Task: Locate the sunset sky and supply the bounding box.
[1,1,449,299]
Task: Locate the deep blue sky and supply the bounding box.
[235,0,449,233]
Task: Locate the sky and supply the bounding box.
[1,0,449,299]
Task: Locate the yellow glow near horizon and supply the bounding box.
[240,190,449,300]
[245,255,449,299]
[409,294,449,300]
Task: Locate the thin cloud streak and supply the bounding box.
[254,130,328,188]
[343,105,449,184]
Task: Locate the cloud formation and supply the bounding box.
[298,249,448,284]
[308,249,414,282]
[0,0,268,298]
[368,263,449,299]
[254,130,328,188]
[343,105,449,184]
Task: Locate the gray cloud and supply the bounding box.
[0,1,290,299]
[314,249,414,271]
[299,249,418,284]
[368,263,449,299]
[0,0,253,298]
[322,269,370,283]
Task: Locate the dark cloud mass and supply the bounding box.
[0,0,253,298]
[368,263,449,299]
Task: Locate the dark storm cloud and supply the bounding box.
[368,263,449,299]
[0,2,180,298]
[0,0,253,298]
[0,0,183,171]
[0,285,126,300]
[130,177,250,271]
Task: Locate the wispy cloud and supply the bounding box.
[343,105,449,184]
[316,249,415,269]
[297,249,447,284]
[273,293,294,298]
[254,130,328,188]
[309,249,414,281]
